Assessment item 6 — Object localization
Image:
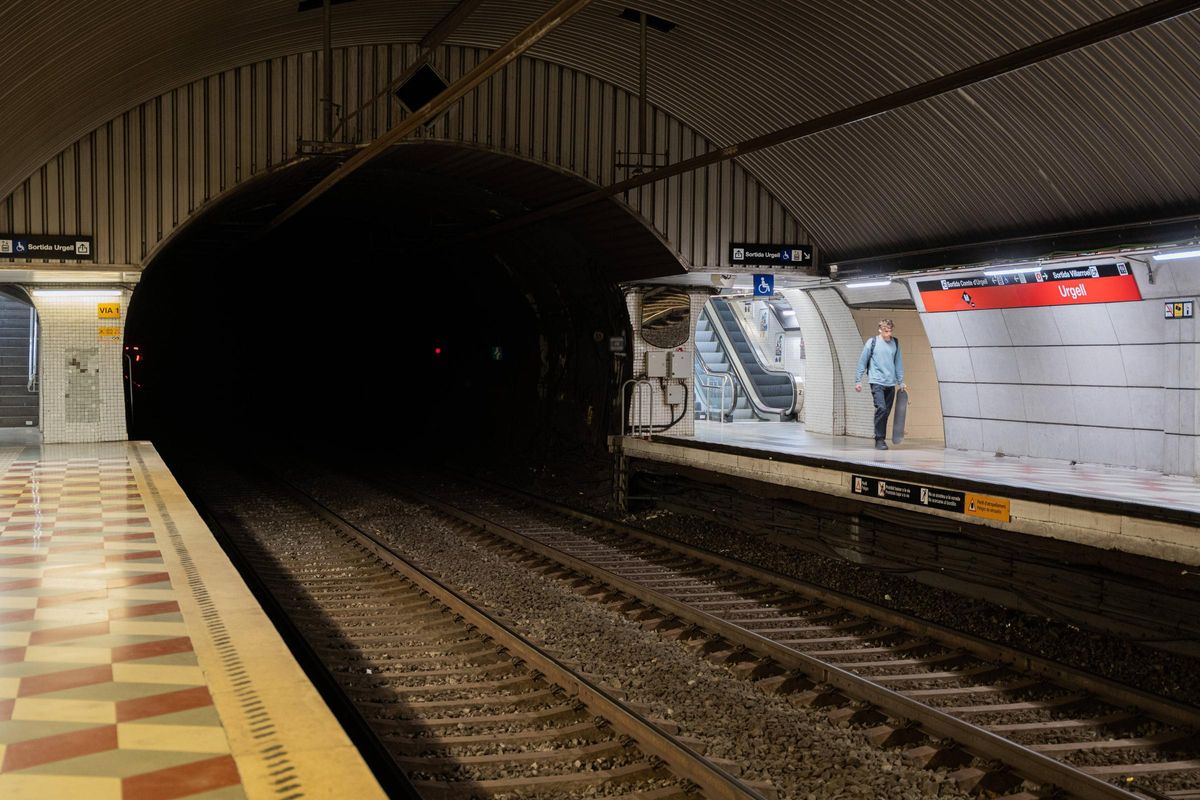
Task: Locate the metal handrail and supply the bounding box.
[703,301,796,418]
[693,351,735,422]
[26,308,37,393]
[620,378,655,438]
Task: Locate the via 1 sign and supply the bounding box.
[730,242,813,269]
[851,474,1010,522]
[917,262,1140,312]
[0,234,94,261]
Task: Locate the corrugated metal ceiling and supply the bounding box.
[2,0,1198,261]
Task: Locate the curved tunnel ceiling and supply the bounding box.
[3,1,1200,262]
[149,141,685,283]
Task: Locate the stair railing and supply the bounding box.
[693,350,735,422]
[26,309,38,393]
[621,378,655,438]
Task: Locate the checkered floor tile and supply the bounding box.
[0,456,244,799]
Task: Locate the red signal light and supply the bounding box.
[434,346,442,355]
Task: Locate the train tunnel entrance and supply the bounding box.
[125,143,684,462]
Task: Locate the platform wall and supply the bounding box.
[32,290,130,443]
[913,259,1200,476]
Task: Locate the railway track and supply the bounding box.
[352,469,1200,800]
[188,465,771,800]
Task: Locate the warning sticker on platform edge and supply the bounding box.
[98,327,120,338]
[97,303,120,318]
[965,493,1010,521]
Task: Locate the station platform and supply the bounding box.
[0,441,384,800]
[618,421,1200,568]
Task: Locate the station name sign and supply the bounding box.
[851,474,1010,522]
[917,262,1140,312]
[0,234,94,262]
[729,242,813,269]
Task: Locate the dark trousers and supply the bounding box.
[870,383,895,442]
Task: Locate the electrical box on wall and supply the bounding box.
[666,383,685,406]
[669,350,689,377]
[645,351,669,378]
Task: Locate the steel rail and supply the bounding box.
[271,476,768,800]
[471,0,1200,243]
[388,480,1159,800]
[483,479,1200,731]
[270,0,594,232]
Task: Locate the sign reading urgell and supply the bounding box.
[917,262,1141,312]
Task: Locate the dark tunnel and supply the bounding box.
[123,143,684,466]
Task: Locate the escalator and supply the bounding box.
[702,298,797,420]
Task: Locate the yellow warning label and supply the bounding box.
[1175,303,1184,318]
[965,493,1010,522]
[98,303,121,318]
[98,327,121,338]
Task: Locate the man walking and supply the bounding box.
[855,319,906,450]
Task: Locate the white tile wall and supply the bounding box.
[624,288,698,438]
[33,289,130,444]
[810,288,874,438]
[781,289,835,435]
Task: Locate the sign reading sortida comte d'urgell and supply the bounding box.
[0,235,94,261]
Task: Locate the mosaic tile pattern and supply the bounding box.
[0,455,244,799]
[33,291,131,445]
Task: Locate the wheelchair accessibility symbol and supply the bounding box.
[753,274,774,297]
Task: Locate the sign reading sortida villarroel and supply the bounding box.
[0,235,94,261]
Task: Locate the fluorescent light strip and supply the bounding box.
[844,280,892,288]
[983,265,1041,276]
[31,289,122,297]
[1152,249,1200,262]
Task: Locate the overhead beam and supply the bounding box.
[272,0,595,230]
[331,0,489,139]
[474,0,1200,240]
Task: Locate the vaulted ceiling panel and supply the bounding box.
[2,0,1199,263]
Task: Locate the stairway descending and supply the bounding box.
[694,314,756,420]
[0,296,37,428]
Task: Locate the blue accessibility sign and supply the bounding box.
[753,274,775,297]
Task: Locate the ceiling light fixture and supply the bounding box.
[1152,249,1200,262]
[32,289,122,297]
[844,280,892,288]
[982,265,1041,276]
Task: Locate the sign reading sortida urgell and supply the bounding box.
[0,234,94,261]
[729,242,813,269]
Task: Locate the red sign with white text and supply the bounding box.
[917,263,1141,312]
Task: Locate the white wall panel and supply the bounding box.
[1025,422,1079,461]
[1064,345,1126,386]
[981,419,1029,456]
[1013,346,1069,385]
[969,347,1020,383]
[1051,304,1119,345]
[977,383,1024,420]
[1022,385,1077,425]
[957,309,1011,347]
[0,45,806,272]
[932,348,975,383]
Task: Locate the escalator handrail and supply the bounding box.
[704,300,795,417]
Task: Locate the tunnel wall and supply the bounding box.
[912,259,1200,475]
[32,290,131,443]
[0,45,807,273]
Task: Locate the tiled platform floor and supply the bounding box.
[679,421,1200,516]
[0,442,384,800]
